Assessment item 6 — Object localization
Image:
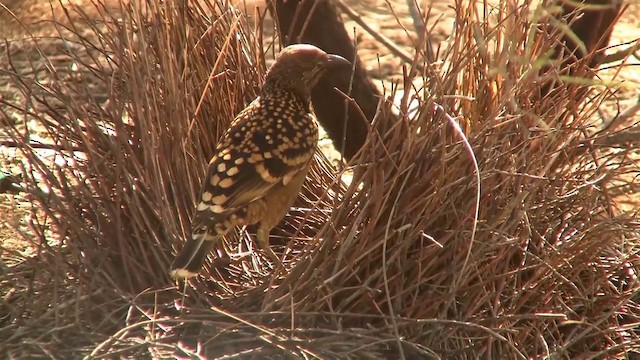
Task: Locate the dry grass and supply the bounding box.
[1,0,639,358]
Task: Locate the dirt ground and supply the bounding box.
[1,0,639,257]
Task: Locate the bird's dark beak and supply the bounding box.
[325,54,351,69]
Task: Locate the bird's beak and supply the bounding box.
[325,54,351,69]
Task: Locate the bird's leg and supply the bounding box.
[257,226,283,267]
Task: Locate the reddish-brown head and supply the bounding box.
[263,44,351,97]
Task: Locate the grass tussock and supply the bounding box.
[1,0,639,358]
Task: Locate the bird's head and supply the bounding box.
[263,44,351,98]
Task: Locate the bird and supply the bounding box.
[170,44,351,279]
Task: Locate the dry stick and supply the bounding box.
[340,29,359,166]
[406,0,425,41]
[599,39,640,65]
[333,88,371,131]
[383,0,419,52]
[406,0,436,64]
[432,102,481,298]
[333,0,423,73]
[599,99,640,134]
[592,130,640,147]
[0,140,85,152]
[189,15,243,135]
[296,0,321,44]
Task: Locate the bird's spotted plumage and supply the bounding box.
[170,44,350,279]
[191,89,317,235]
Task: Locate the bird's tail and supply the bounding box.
[170,232,217,279]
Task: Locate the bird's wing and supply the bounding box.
[191,97,317,230]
